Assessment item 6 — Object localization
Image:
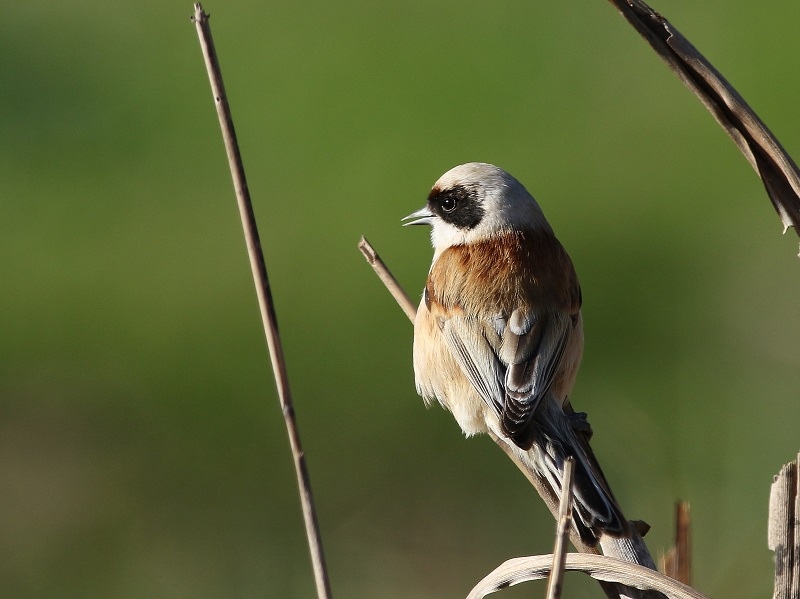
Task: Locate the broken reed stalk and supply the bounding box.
[605,0,800,251]
[546,457,575,599]
[660,502,691,586]
[769,453,800,599]
[191,5,332,599]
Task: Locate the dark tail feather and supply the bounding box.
[527,398,628,547]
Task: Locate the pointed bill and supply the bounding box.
[402,206,435,226]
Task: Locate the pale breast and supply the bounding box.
[412,298,493,437]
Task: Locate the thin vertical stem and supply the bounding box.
[546,457,574,599]
[191,5,331,598]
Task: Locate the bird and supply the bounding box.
[403,162,627,546]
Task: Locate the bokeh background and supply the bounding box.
[2,1,800,597]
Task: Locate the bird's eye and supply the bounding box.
[440,196,457,212]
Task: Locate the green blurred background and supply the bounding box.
[2,1,800,597]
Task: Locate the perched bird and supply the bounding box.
[404,162,627,545]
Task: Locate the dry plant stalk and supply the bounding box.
[357,238,417,321]
[606,0,800,251]
[661,502,691,586]
[769,453,800,599]
[191,5,331,599]
[546,457,575,599]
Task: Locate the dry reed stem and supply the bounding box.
[191,5,331,598]
[545,457,575,599]
[358,237,417,321]
[660,502,691,586]
[606,0,800,253]
[769,453,800,599]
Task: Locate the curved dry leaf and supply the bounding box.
[467,553,710,599]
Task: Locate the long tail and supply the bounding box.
[523,397,628,547]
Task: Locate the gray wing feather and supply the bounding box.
[502,309,571,444]
[441,319,505,418]
[440,308,571,446]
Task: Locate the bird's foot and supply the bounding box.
[569,411,593,440]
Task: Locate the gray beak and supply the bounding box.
[402,206,435,226]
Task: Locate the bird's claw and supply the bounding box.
[569,411,593,439]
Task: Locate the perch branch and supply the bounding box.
[191,5,332,598]
[358,237,417,321]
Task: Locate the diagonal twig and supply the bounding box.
[358,237,417,321]
[191,5,332,598]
